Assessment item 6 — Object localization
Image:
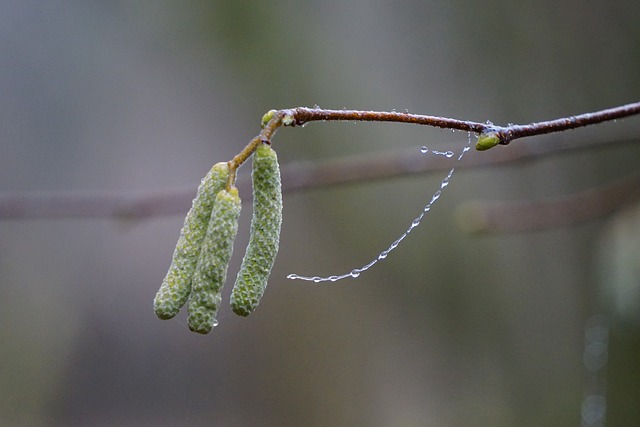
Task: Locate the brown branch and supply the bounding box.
[1,136,637,220]
[227,109,287,189]
[280,136,639,193]
[456,172,640,234]
[492,102,640,145]
[0,188,194,220]
[2,103,638,220]
[284,102,640,148]
[288,107,487,133]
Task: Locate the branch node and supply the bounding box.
[281,109,297,127]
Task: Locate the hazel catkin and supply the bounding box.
[188,187,242,334]
[231,143,282,317]
[153,162,229,320]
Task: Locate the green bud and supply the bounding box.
[188,188,242,334]
[231,144,282,317]
[153,162,229,320]
[475,132,500,151]
[261,110,277,128]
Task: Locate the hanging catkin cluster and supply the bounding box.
[153,162,230,320]
[153,143,282,334]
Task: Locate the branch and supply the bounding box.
[2,102,638,220]
[1,136,637,220]
[280,136,639,193]
[457,171,640,233]
[229,102,640,177]
[0,188,193,220]
[283,102,640,149]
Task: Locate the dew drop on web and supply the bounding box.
[288,131,473,283]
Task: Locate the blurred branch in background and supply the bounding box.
[457,171,640,233]
[1,135,638,226]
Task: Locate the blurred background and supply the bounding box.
[1,1,639,426]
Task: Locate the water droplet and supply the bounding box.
[432,150,454,158]
[362,259,377,270]
[288,166,459,287]
[457,146,470,160]
[420,146,429,153]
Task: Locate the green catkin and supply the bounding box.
[188,187,242,334]
[153,162,229,320]
[231,143,282,317]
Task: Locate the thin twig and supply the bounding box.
[0,188,193,220]
[288,107,487,133]
[493,102,640,144]
[218,102,640,180]
[0,136,637,220]
[284,102,640,147]
[457,171,640,233]
[2,103,638,220]
[227,109,286,189]
[280,136,639,192]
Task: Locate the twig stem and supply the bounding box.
[2,102,638,220]
[224,102,640,184]
[486,102,640,145]
[288,107,486,133]
[227,110,287,189]
[283,102,640,147]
